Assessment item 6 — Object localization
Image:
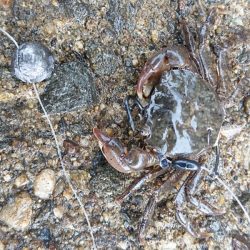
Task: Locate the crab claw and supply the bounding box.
[137,50,170,100]
[137,46,194,100]
[93,128,159,173]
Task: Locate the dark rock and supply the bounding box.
[59,0,90,23]
[90,49,120,76]
[37,227,52,247]
[12,0,36,20]
[12,42,55,83]
[232,232,250,250]
[0,136,13,149]
[106,0,139,34]
[40,61,97,114]
[89,152,125,199]
[243,95,250,115]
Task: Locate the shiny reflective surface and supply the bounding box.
[144,69,224,156]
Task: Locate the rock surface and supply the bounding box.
[40,61,97,114]
[0,0,249,249]
[0,192,32,231]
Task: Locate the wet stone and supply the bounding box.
[12,42,55,83]
[0,192,32,231]
[40,61,97,114]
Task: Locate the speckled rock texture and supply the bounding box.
[0,0,249,249]
[40,61,97,114]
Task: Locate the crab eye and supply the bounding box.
[160,158,169,169]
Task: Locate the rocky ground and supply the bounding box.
[0,0,249,249]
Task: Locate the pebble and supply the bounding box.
[220,123,246,141]
[12,42,54,83]
[105,128,113,137]
[90,49,120,76]
[14,174,29,188]
[80,137,90,147]
[0,0,12,9]
[53,179,65,197]
[3,173,11,182]
[53,205,64,219]
[0,192,32,231]
[63,188,73,200]
[151,30,159,43]
[0,241,4,250]
[63,139,80,155]
[34,169,56,199]
[243,95,250,115]
[117,241,129,250]
[60,0,89,23]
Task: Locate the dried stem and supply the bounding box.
[32,84,97,249]
[0,28,19,48]
[201,166,250,225]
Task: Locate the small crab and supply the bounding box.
[94,11,226,241]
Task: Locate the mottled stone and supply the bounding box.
[90,49,120,76]
[243,95,250,115]
[0,241,4,250]
[53,205,64,219]
[14,174,29,188]
[59,0,90,23]
[40,61,97,114]
[37,228,52,247]
[34,169,56,199]
[12,0,36,20]
[12,42,54,83]
[106,0,139,34]
[0,192,32,231]
[0,0,12,9]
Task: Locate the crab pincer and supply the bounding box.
[93,128,158,173]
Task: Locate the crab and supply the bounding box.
[93,11,226,241]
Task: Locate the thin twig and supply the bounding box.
[0,28,19,48]
[32,84,97,249]
[201,166,250,225]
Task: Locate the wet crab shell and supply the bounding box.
[144,69,224,157]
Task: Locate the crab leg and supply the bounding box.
[124,95,145,131]
[93,128,159,173]
[139,170,185,243]
[116,167,168,204]
[185,169,225,215]
[175,172,208,238]
[175,169,224,238]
